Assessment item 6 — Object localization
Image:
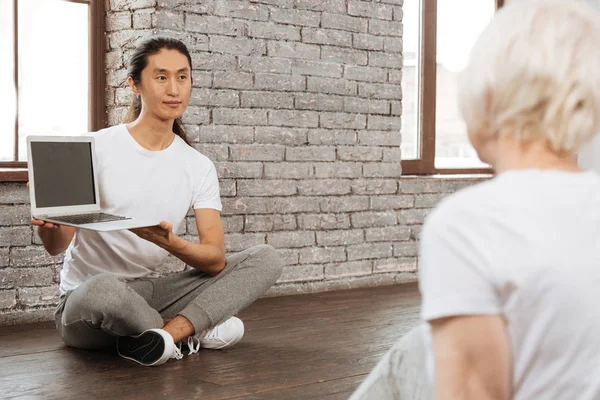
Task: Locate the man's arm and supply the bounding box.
[430,315,512,400]
[129,208,226,276]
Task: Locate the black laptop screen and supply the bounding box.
[31,141,96,208]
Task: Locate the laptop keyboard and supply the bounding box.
[48,213,131,225]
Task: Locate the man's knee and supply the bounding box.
[73,273,129,315]
[248,244,283,280]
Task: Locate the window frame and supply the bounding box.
[402,0,505,175]
[0,0,106,182]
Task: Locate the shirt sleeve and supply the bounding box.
[419,207,501,322]
[192,162,222,211]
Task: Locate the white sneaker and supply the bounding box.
[117,328,183,366]
[186,317,245,354]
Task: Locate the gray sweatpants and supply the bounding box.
[349,325,433,400]
[54,244,283,349]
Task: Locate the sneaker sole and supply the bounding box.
[117,329,174,366]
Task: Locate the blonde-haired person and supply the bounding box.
[350,0,600,399]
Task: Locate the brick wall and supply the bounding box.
[0,0,486,325]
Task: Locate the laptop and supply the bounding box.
[26,135,160,231]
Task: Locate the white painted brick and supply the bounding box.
[238,180,297,196]
[0,205,32,226]
[200,126,253,144]
[214,0,269,21]
[0,267,54,289]
[351,211,397,228]
[241,91,294,109]
[295,0,345,13]
[222,197,275,215]
[307,129,356,145]
[369,51,403,68]
[277,248,300,266]
[248,21,301,41]
[298,214,350,230]
[397,209,430,225]
[225,233,266,252]
[344,65,388,83]
[185,15,245,36]
[302,28,352,48]
[325,261,372,278]
[230,144,285,160]
[220,180,237,197]
[338,146,383,161]
[209,36,266,56]
[239,56,292,74]
[365,225,411,242]
[344,98,390,115]
[251,0,293,7]
[245,215,297,232]
[319,196,369,212]
[370,195,414,210]
[292,60,342,78]
[9,246,62,267]
[18,286,60,307]
[393,5,403,21]
[358,82,402,100]
[192,71,213,87]
[0,289,16,309]
[307,77,357,96]
[394,241,419,257]
[255,127,308,146]
[255,73,306,92]
[322,46,368,66]
[352,179,398,194]
[391,100,402,116]
[0,227,31,247]
[153,9,184,29]
[110,0,155,10]
[213,71,255,90]
[133,9,153,29]
[191,53,237,71]
[264,163,313,179]
[270,8,320,27]
[267,41,320,60]
[297,179,352,195]
[273,197,321,213]
[321,113,367,129]
[314,162,362,179]
[106,68,128,87]
[214,108,268,126]
[268,110,319,128]
[358,130,401,145]
[191,88,239,107]
[295,93,344,112]
[316,230,364,246]
[286,146,336,161]
[347,243,393,260]
[384,37,402,53]
[108,30,150,50]
[374,257,417,273]
[278,264,323,283]
[106,12,132,31]
[414,193,447,208]
[348,0,393,20]
[383,147,402,161]
[353,33,385,51]
[216,162,263,178]
[181,106,210,124]
[267,231,315,248]
[369,19,403,36]
[321,12,368,33]
[299,246,346,264]
[363,163,402,178]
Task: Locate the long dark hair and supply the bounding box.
[124,36,193,146]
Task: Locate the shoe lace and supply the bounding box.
[186,335,201,355]
[172,343,183,360]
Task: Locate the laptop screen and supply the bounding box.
[31,141,96,208]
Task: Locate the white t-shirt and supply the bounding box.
[419,169,600,399]
[60,124,222,293]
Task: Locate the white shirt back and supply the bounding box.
[419,169,600,399]
[60,124,222,293]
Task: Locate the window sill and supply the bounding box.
[402,173,494,179]
[0,169,28,183]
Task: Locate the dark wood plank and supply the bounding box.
[0,283,421,400]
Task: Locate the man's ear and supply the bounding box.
[127,76,140,96]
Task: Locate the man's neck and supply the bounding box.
[126,113,176,151]
[493,137,581,174]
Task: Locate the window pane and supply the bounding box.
[0,0,16,162]
[18,0,89,161]
[400,0,421,160]
[435,0,494,169]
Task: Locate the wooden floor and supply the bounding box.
[0,283,421,400]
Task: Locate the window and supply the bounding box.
[401,0,505,175]
[0,0,105,182]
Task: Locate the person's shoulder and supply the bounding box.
[426,178,500,228]
[92,124,125,141]
[173,136,216,170]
